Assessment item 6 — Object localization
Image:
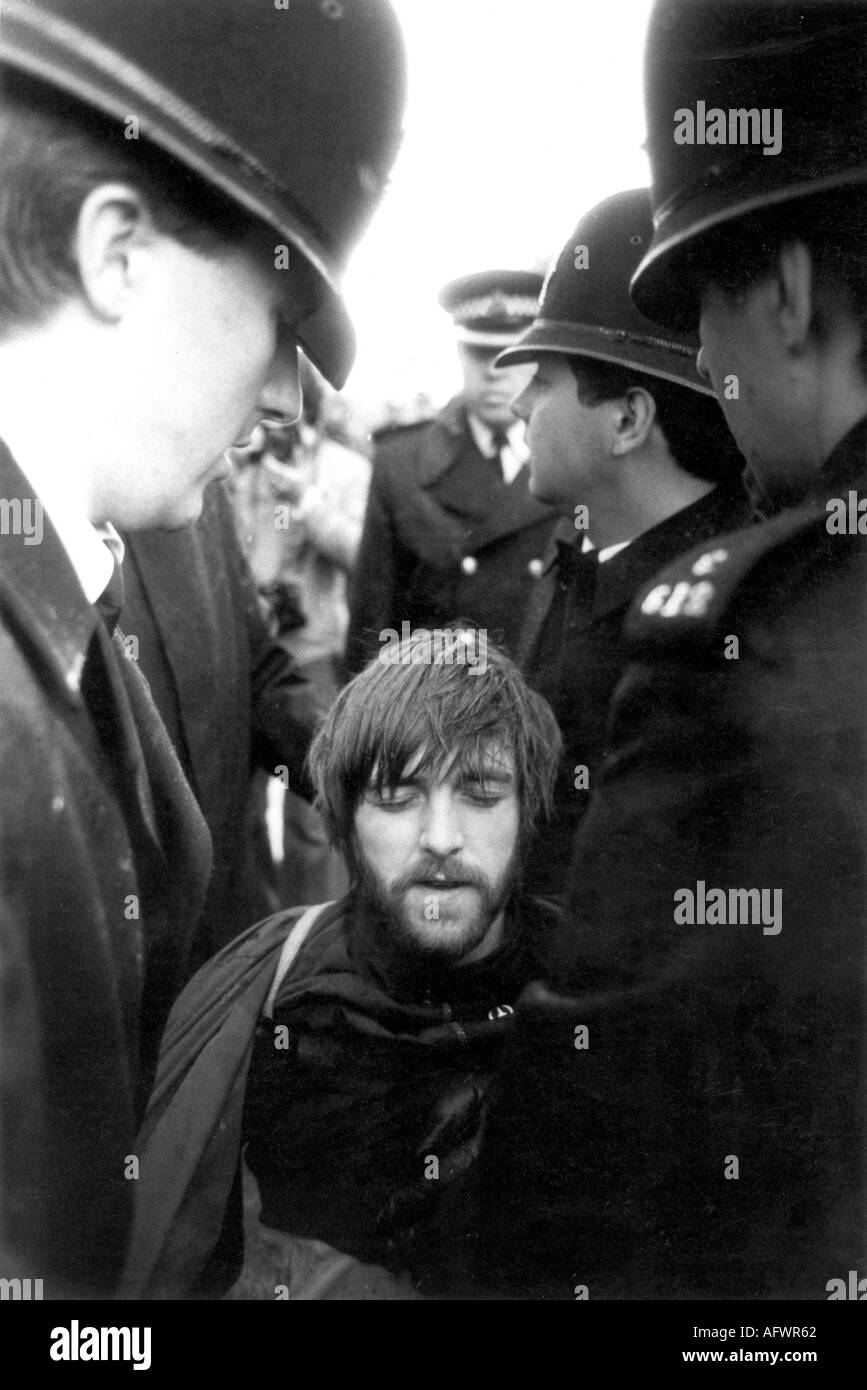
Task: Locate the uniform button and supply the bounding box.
[528,557,544,578]
[460,555,478,575]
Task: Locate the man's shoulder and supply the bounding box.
[366,424,430,501]
[625,503,859,654]
[373,417,434,446]
[371,398,465,474]
[155,900,348,1081]
[264,897,352,998]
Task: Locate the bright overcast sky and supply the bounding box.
[342,0,655,416]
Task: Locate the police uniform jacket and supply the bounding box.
[477,417,867,1299]
[345,395,555,674]
[0,440,212,1296]
[520,480,751,898]
[121,482,315,967]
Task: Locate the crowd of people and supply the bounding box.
[0,0,865,1305]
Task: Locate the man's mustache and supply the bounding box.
[392,862,486,893]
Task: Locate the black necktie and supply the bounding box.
[489,427,510,480]
[555,540,597,588]
[83,551,127,762]
[83,556,159,857]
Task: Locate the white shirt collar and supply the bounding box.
[580,534,632,564]
[467,414,529,484]
[13,456,125,604]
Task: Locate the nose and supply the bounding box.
[418,787,464,859]
[510,383,532,423]
[696,345,710,382]
[260,332,302,424]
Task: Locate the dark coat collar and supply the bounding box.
[517,516,590,667]
[519,484,750,661]
[417,396,553,545]
[0,437,184,863]
[415,395,471,487]
[592,480,751,620]
[815,413,867,502]
[748,413,867,517]
[0,437,96,706]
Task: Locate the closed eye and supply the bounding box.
[364,786,419,810]
[459,781,510,805]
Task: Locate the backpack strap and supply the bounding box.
[263,900,334,1019]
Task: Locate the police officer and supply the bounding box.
[477,0,867,1300]
[500,187,747,899]
[0,0,405,1296]
[345,270,556,673]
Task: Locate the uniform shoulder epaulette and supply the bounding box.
[625,502,833,649]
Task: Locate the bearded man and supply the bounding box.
[124,628,561,1299]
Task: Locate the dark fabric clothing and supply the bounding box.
[520,482,752,898]
[121,904,315,1299]
[476,418,867,1299]
[121,481,316,965]
[0,440,212,1296]
[243,893,557,1286]
[122,891,559,1298]
[345,396,556,674]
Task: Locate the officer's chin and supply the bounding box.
[138,486,209,533]
[477,403,516,431]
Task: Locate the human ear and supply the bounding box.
[775,240,814,353]
[610,387,656,456]
[72,183,152,322]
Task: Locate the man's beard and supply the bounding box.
[354,849,522,965]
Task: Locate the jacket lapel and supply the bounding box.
[119,634,213,902]
[517,516,576,667]
[463,463,553,550]
[415,395,470,488]
[121,486,237,805]
[419,399,553,548]
[86,624,163,861]
[0,442,95,705]
[0,438,210,909]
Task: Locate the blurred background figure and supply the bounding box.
[344,270,556,675]
[232,358,372,906]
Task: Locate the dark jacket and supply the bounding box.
[244,892,558,1288]
[0,440,212,1296]
[345,396,556,674]
[477,418,867,1299]
[122,891,561,1298]
[520,481,751,897]
[121,481,316,965]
